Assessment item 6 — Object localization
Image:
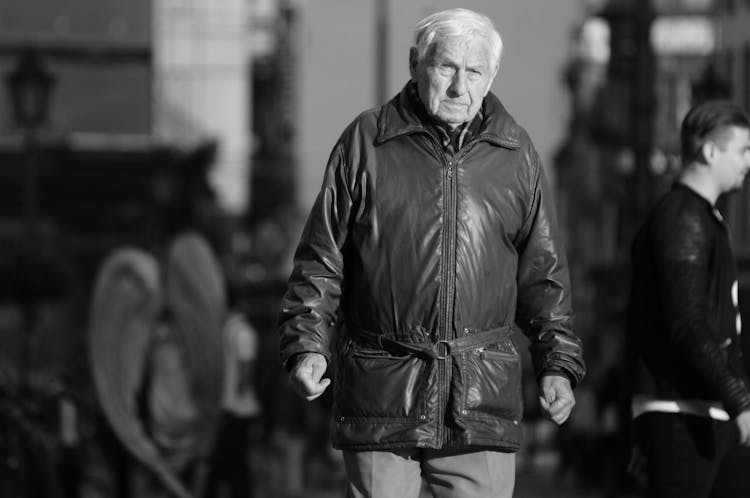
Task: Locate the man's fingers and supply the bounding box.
[287,352,331,400]
[734,412,750,446]
[739,427,749,446]
[290,366,331,401]
[539,375,574,423]
[550,402,573,424]
[304,378,331,401]
[539,395,551,411]
[540,395,575,425]
[539,375,575,424]
[290,375,323,400]
[740,425,750,446]
[310,359,327,378]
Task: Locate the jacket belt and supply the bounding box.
[350,325,516,360]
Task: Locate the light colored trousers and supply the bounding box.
[342,448,515,498]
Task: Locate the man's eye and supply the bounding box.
[438,65,455,75]
[468,70,481,80]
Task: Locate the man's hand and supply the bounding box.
[539,374,575,425]
[736,410,750,446]
[289,352,330,401]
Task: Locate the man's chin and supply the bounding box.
[437,111,472,127]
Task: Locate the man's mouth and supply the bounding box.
[443,101,468,109]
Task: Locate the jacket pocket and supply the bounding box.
[335,342,426,420]
[452,341,522,421]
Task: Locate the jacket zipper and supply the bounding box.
[439,153,458,446]
[426,133,470,447]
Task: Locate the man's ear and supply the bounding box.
[409,47,419,79]
[701,140,716,165]
[482,63,500,97]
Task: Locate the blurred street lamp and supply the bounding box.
[2,50,58,396]
[1,50,68,498]
[4,50,55,236]
[6,50,55,131]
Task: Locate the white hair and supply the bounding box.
[413,8,503,71]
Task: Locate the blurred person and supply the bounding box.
[277,8,586,498]
[202,310,262,498]
[56,376,82,498]
[627,100,750,498]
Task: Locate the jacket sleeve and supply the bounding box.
[515,146,586,387]
[653,206,750,416]
[277,141,353,369]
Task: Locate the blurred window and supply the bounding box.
[650,16,714,56]
[654,0,716,11]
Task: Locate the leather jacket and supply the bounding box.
[628,183,750,417]
[278,83,586,451]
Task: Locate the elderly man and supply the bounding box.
[278,8,585,497]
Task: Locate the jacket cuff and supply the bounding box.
[539,367,576,387]
[536,355,585,388]
[282,351,330,373]
[724,390,750,418]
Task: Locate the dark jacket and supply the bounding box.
[628,183,750,417]
[278,84,586,451]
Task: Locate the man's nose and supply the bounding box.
[448,70,468,96]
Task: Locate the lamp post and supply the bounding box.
[3,49,56,394]
[0,49,61,498]
[602,0,655,249]
[5,49,55,237]
[374,0,389,106]
[630,0,655,226]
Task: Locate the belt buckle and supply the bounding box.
[434,340,451,360]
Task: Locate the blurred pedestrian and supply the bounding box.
[202,311,262,498]
[56,376,82,498]
[627,100,750,497]
[277,8,585,497]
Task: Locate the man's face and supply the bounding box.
[410,36,497,129]
[711,125,750,193]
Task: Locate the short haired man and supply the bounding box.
[627,100,750,497]
[278,8,585,497]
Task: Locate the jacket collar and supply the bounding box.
[375,82,521,149]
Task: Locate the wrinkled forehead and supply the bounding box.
[425,35,493,67]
